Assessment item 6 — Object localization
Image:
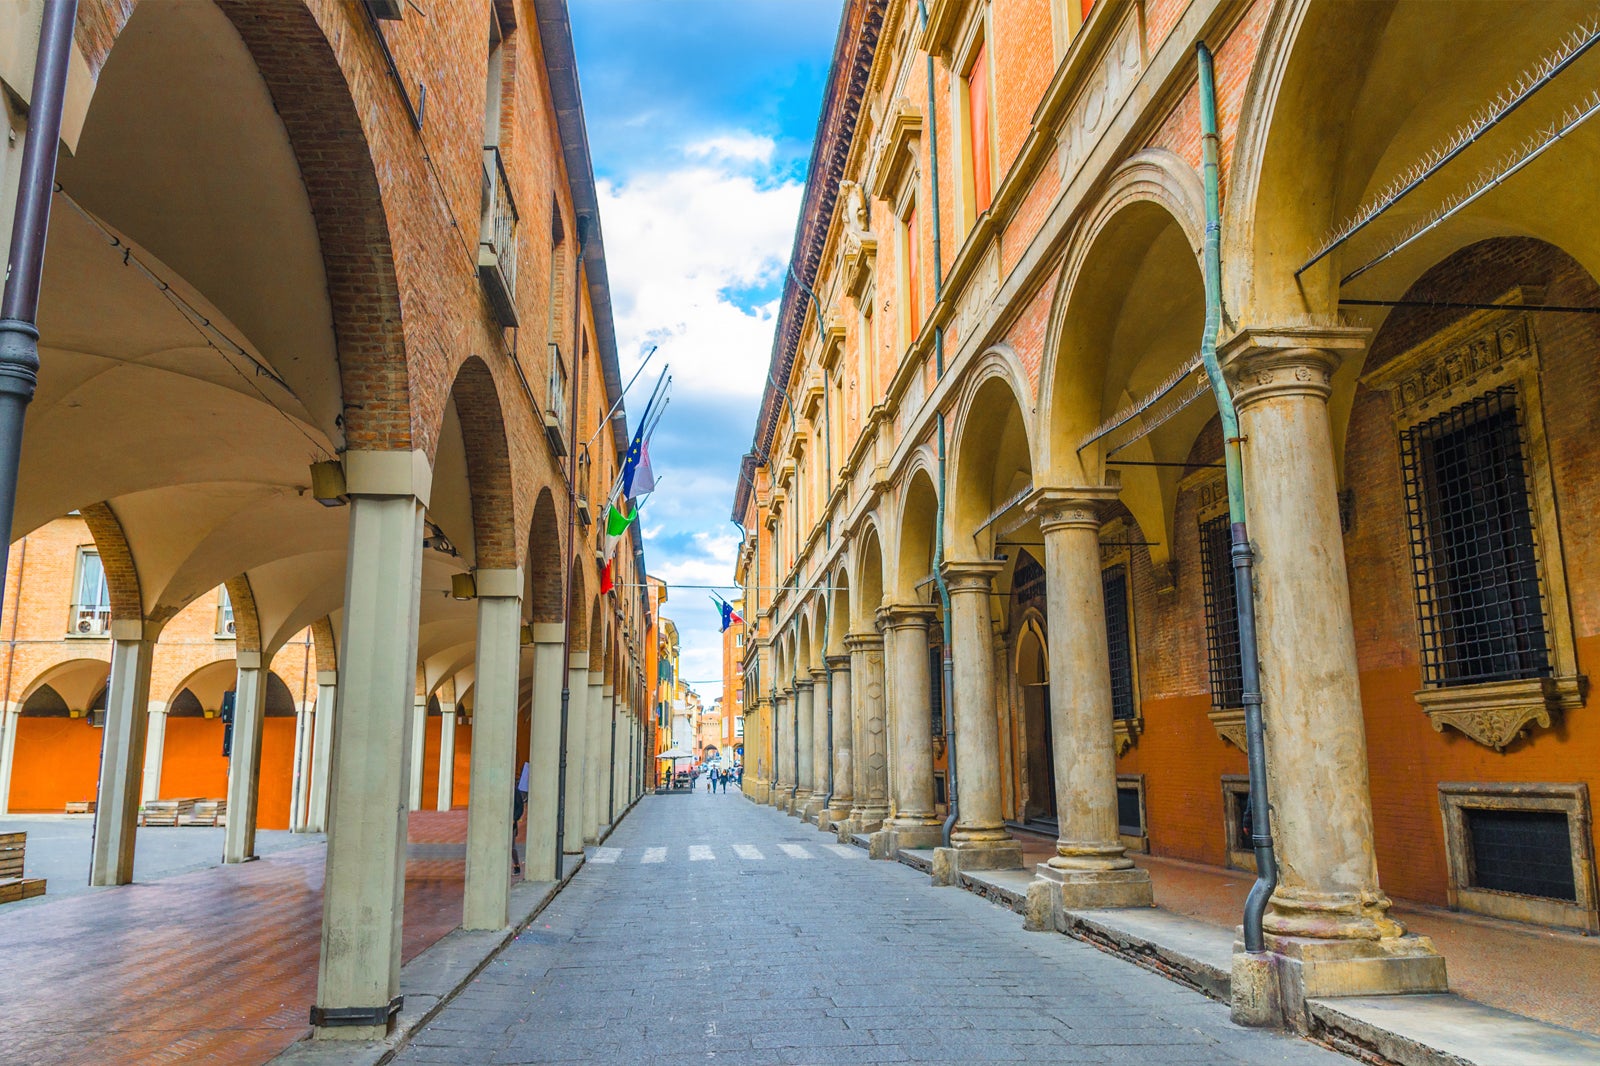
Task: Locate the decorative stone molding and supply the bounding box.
[1055,10,1143,183]
[1217,325,1369,412]
[940,559,1005,594]
[1438,781,1597,932]
[1111,717,1139,757]
[1208,707,1247,753]
[1026,485,1119,532]
[868,99,923,202]
[879,602,939,632]
[1417,677,1585,751]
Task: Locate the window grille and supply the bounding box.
[1465,807,1576,901]
[928,635,945,738]
[1198,513,1243,709]
[1103,565,1135,721]
[1397,384,1550,687]
[1116,785,1143,837]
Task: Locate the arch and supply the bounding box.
[853,521,886,630]
[796,613,813,680]
[894,462,941,603]
[164,659,241,716]
[311,615,337,674]
[567,561,589,653]
[827,566,852,657]
[77,502,142,626]
[223,575,261,654]
[264,672,297,717]
[433,356,518,571]
[947,350,1037,560]
[526,488,564,624]
[19,659,112,712]
[1226,0,1600,324]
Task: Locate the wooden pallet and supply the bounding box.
[140,799,196,827]
[178,799,226,827]
[0,877,45,904]
[0,832,26,880]
[64,801,95,814]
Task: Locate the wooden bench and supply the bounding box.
[64,800,95,814]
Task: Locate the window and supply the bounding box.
[1116,773,1147,852]
[901,199,920,343]
[477,12,519,326]
[1198,513,1242,710]
[216,585,236,638]
[1103,564,1135,721]
[70,549,110,636]
[965,41,992,216]
[859,287,878,413]
[1398,385,1549,688]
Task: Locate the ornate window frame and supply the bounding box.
[1437,781,1597,932]
[1117,772,1147,854]
[1183,468,1245,750]
[1364,288,1585,750]
[1221,774,1256,873]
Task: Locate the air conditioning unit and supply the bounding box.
[543,408,567,457]
[224,619,236,635]
[576,492,592,527]
[77,616,94,634]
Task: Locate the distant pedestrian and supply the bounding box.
[512,761,529,875]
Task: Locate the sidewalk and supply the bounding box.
[876,823,1600,1065]
[0,810,477,1064]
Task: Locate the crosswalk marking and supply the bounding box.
[779,844,812,860]
[641,847,666,864]
[824,844,860,859]
[732,844,764,860]
[590,841,863,864]
[591,847,621,864]
[688,845,715,861]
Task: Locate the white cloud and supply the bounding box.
[597,150,800,398]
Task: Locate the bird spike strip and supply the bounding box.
[1342,88,1600,285]
[1077,352,1208,455]
[1300,13,1600,278]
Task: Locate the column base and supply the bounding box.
[788,788,811,816]
[1022,863,1153,931]
[1230,933,1448,1031]
[931,841,1024,886]
[873,820,943,857]
[849,808,886,835]
[801,795,826,822]
[824,802,852,826]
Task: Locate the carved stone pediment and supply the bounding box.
[868,101,922,202]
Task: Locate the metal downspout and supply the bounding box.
[0,0,77,628]
[913,0,959,849]
[1197,43,1277,953]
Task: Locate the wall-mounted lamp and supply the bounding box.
[309,460,348,507]
[519,623,534,645]
[450,573,477,601]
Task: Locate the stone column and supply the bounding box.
[307,670,337,833]
[315,478,426,1039]
[1026,489,1151,915]
[934,561,1021,879]
[0,702,20,813]
[771,690,790,805]
[436,698,457,810]
[526,628,563,880]
[583,675,606,842]
[223,656,268,864]
[141,703,168,804]
[290,697,315,831]
[824,655,852,827]
[562,654,589,857]
[464,573,520,930]
[605,686,619,825]
[845,631,889,832]
[89,623,155,885]
[792,680,814,817]
[876,604,942,852]
[1220,330,1443,1008]
[408,690,427,812]
[808,667,830,822]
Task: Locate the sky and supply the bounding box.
[571,0,841,709]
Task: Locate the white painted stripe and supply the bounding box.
[825,844,860,859]
[591,847,621,864]
[732,844,764,860]
[688,845,715,861]
[641,847,667,864]
[779,844,812,860]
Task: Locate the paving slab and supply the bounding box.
[1307,993,1600,1066]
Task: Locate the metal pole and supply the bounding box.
[0,0,77,623]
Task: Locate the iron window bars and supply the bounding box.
[1199,513,1244,709]
[1103,564,1137,721]
[1397,383,1551,687]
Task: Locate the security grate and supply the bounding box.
[928,642,945,738]
[1103,565,1136,721]
[1199,513,1243,709]
[1398,385,1551,687]
[1465,807,1576,901]
[1116,785,1143,836]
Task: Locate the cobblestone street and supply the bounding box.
[392,795,1348,1065]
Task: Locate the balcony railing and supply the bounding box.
[69,603,110,637]
[544,342,569,456]
[478,145,520,327]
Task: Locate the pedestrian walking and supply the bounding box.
[512,760,529,875]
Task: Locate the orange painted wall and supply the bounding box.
[1116,694,1247,868]
[257,718,295,830]
[9,718,102,811]
[453,723,472,809]
[159,718,228,800]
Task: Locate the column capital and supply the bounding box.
[843,630,883,652]
[793,678,814,693]
[343,448,434,506]
[316,670,338,686]
[809,667,829,685]
[1219,326,1368,410]
[1025,486,1120,533]
[824,652,851,671]
[878,602,939,631]
[940,559,1005,593]
[236,651,263,671]
[472,567,522,598]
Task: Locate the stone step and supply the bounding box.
[1307,993,1600,1066]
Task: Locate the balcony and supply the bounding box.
[69,603,110,637]
[544,342,569,456]
[478,145,520,327]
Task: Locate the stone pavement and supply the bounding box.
[391,793,1349,1065]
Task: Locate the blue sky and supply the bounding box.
[572,1,839,705]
